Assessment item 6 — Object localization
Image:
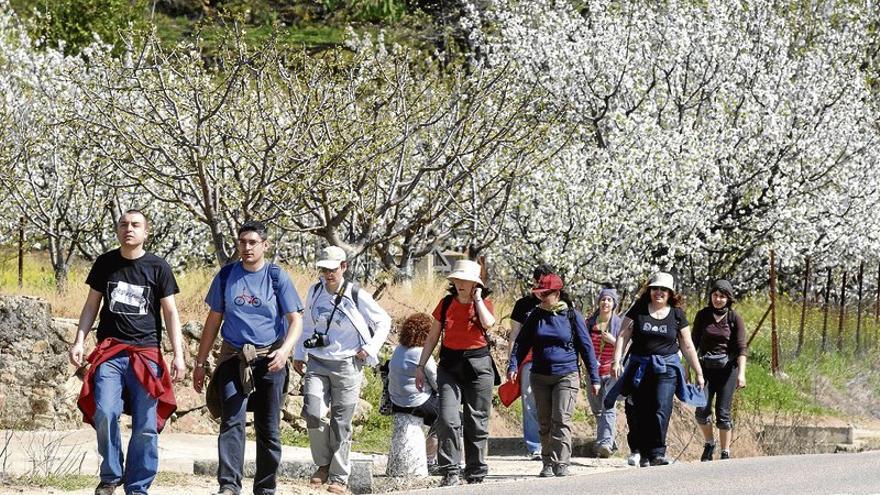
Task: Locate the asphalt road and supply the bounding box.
[402,451,880,495]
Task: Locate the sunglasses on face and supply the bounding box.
[649,286,669,293]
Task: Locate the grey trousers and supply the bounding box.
[530,371,579,466]
[436,354,494,479]
[301,355,364,485]
[586,375,617,449]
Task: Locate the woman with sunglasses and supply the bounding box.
[609,272,705,466]
[508,273,600,478]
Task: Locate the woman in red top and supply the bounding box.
[416,260,496,487]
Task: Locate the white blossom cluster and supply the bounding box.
[0,0,877,299]
[468,0,880,297]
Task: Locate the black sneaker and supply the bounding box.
[440,473,460,487]
[95,482,119,495]
[701,442,715,462]
[649,456,671,466]
[639,457,650,468]
[720,450,731,460]
[553,464,570,477]
[539,464,554,477]
[465,476,484,484]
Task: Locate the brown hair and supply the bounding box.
[399,312,433,347]
[636,287,686,309]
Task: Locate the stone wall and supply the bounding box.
[0,296,81,429]
[0,295,372,433]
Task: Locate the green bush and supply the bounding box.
[31,0,147,54]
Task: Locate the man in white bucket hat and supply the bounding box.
[294,246,391,494]
[415,258,498,486]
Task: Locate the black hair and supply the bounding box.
[238,220,268,241]
[532,263,555,282]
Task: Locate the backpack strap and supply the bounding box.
[348,282,375,337]
[567,309,582,374]
[439,294,455,333]
[218,263,236,309]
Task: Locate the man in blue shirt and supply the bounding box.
[193,221,304,495]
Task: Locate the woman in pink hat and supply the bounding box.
[608,272,705,467]
[507,273,601,477]
[414,260,497,487]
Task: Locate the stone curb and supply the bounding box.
[194,458,374,494]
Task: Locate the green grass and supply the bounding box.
[9,472,194,491]
[352,364,393,453]
[723,295,880,417]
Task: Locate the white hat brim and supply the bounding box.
[316,260,342,270]
[447,272,484,286]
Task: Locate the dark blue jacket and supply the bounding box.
[509,307,600,385]
[603,353,707,409]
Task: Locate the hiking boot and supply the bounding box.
[596,444,613,458]
[440,473,460,487]
[720,450,731,460]
[627,451,641,466]
[649,456,671,466]
[94,481,119,495]
[538,464,554,477]
[553,464,570,477]
[326,482,349,494]
[427,463,442,476]
[310,465,330,486]
[701,442,715,462]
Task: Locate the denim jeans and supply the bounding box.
[93,353,160,495]
[586,375,617,449]
[519,362,541,454]
[216,357,287,495]
[631,364,676,460]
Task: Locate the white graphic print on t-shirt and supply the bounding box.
[108,281,150,315]
[643,322,668,334]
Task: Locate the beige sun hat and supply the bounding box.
[648,271,676,291]
[447,260,484,286]
[316,246,347,270]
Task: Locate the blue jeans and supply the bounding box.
[586,375,617,449]
[631,364,676,460]
[216,357,286,495]
[519,362,541,454]
[93,353,160,495]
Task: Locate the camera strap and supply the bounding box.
[319,280,349,336]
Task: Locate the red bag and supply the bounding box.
[498,375,521,407]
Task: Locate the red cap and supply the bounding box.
[532,273,564,294]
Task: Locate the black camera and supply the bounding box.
[303,332,327,349]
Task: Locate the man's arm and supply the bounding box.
[193,311,223,393]
[160,295,186,382]
[68,289,103,367]
[268,311,303,373]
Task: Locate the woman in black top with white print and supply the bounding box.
[611,272,704,466]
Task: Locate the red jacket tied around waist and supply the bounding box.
[77,338,177,432]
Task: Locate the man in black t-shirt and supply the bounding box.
[508,263,554,460]
[68,210,185,495]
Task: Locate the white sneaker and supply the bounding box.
[627,452,641,466]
